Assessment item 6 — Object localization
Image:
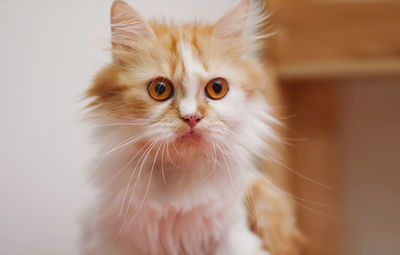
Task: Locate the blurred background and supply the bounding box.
[0,0,399,254]
[265,1,400,255]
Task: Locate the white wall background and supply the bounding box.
[0,1,235,254]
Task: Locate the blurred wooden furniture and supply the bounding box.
[264,1,400,255]
[268,0,400,80]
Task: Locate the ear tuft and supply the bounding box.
[111,0,154,48]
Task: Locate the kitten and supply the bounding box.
[82,0,303,254]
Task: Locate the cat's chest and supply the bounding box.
[123,203,235,255]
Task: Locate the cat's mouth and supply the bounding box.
[185,130,200,137]
[176,124,202,137]
[177,128,203,142]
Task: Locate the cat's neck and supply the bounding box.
[94,143,254,211]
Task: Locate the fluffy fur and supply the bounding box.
[82,1,302,254]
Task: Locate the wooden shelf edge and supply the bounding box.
[276,59,400,80]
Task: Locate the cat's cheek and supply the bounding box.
[147,101,178,127]
[151,102,174,118]
[208,87,246,122]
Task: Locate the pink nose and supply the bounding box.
[182,114,202,128]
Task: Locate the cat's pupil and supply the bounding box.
[212,81,222,94]
[155,82,166,95]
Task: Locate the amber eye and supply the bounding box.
[205,78,229,100]
[147,77,174,101]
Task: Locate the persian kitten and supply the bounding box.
[82,0,302,254]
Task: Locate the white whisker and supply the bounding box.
[213,141,237,194]
[124,135,164,229]
[201,139,218,182]
[261,153,334,190]
[95,131,148,157]
[160,140,167,184]
[117,137,156,217]
[253,171,337,211]
[114,136,161,239]
[90,122,147,128]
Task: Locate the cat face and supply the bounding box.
[88,0,271,160]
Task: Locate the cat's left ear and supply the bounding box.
[214,0,265,40]
[214,0,251,39]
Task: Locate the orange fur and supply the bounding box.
[85,1,303,254]
[247,179,305,255]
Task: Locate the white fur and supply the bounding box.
[83,61,272,255]
[82,1,274,254]
[177,40,207,117]
[82,81,273,255]
[82,131,270,255]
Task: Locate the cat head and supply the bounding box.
[87,0,274,163]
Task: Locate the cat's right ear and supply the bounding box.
[111,0,154,49]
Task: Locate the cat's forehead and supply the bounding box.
[131,22,253,97]
[175,40,209,95]
[151,23,215,89]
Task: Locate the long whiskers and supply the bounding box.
[213,133,336,213]
[164,132,184,170]
[160,140,167,184]
[253,171,337,218]
[114,135,162,239]
[94,131,148,157]
[90,122,149,128]
[118,136,158,217]
[213,140,239,195]
[261,153,334,190]
[106,138,154,187]
[201,139,218,182]
[89,131,149,179]
[123,135,166,230]
[218,124,334,190]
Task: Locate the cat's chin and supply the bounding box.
[175,126,203,139]
[180,131,202,141]
[175,130,206,148]
[184,130,200,138]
